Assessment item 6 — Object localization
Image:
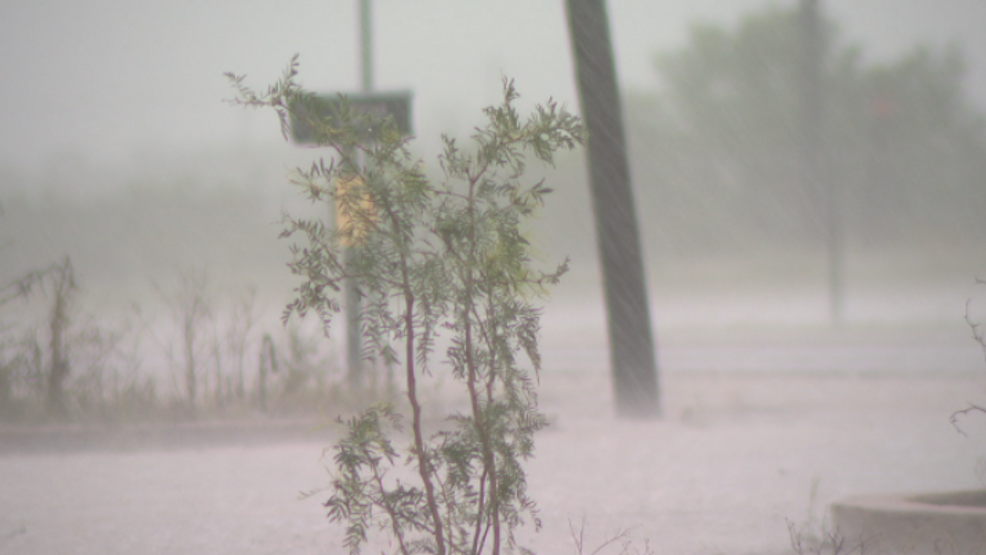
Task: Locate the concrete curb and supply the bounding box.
[830,490,986,555]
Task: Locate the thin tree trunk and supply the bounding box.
[45,257,74,417]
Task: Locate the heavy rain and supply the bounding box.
[3,1,986,554]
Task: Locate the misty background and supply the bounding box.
[3,0,986,416]
[6,5,986,554]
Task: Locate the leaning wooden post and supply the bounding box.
[565,0,660,418]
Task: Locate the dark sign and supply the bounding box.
[290,90,413,144]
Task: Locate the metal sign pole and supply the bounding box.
[292,1,408,391]
[360,0,372,93]
[346,0,374,390]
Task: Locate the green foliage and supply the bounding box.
[227,57,584,555]
[633,4,986,252]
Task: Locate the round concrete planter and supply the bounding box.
[830,490,986,555]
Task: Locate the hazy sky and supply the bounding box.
[2,0,985,179]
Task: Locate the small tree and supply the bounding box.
[154,268,211,415]
[227,57,584,555]
[0,256,77,417]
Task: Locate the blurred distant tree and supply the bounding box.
[0,257,77,418]
[44,257,75,416]
[155,269,211,416]
[849,44,986,243]
[632,4,986,252]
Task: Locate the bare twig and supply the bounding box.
[788,517,866,555]
[964,294,986,368]
[567,517,642,555]
[951,404,986,437]
[956,282,986,437]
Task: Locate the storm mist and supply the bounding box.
[3,2,986,554]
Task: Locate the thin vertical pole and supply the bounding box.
[360,0,373,93]
[345,248,361,389]
[346,0,373,390]
[800,0,842,325]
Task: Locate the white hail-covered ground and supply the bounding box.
[1,366,983,555]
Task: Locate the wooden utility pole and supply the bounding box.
[565,0,660,418]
